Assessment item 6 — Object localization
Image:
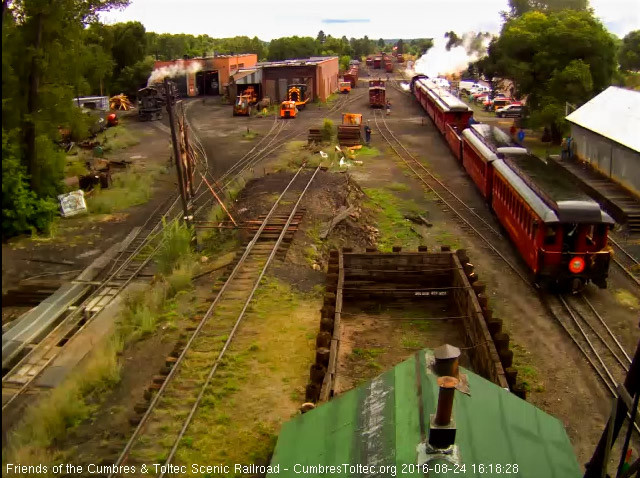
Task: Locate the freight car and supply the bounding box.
[369,79,386,108]
[385,61,393,73]
[343,67,359,88]
[409,75,613,291]
[373,56,382,69]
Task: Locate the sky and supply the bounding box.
[101,0,639,40]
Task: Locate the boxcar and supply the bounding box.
[491,154,613,290]
[373,57,382,69]
[385,61,393,73]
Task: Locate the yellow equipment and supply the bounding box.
[287,84,309,109]
[339,81,352,94]
[109,94,133,111]
[280,101,298,119]
[233,95,251,116]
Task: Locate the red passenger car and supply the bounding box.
[413,78,472,134]
[491,154,613,290]
[461,124,524,199]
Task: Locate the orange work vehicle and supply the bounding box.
[280,101,298,119]
[339,81,352,94]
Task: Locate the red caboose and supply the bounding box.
[369,79,386,108]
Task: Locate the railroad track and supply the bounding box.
[609,236,640,288]
[372,108,530,284]
[108,163,322,478]
[2,100,213,414]
[542,293,639,433]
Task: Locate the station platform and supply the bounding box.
[549,155,640,234]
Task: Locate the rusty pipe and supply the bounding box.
[434,376,459,426]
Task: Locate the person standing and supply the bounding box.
[517,128,525,143]
[386,100,391,116]
[510,123,517,140]
[364,121,372,145]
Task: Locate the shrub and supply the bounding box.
[321,118,334,142]
[2,130,58,238]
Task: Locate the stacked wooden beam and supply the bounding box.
[308,128,322,144]
[337,125,361,147]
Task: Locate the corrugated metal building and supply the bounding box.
[566,87,640,197]
[268,348,582,478]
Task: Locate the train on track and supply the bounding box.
[369,79,386,108]
[410,74,614,291]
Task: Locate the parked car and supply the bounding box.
[469,84,490,96]
[474,92,490,103]
[486,97,513,111]
[496,104,524,118]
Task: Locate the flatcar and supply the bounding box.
[369,79,386,108]
[408,74,613,291]
[492,154,613,290]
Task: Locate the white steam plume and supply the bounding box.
[147,61,203,86]
[410,32,491,78]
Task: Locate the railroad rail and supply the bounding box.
[542,293,639,434]
[608,236,640,288]
[108,164,322,478]
[371,108,530,285]
[2,99,213,413]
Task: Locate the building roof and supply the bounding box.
[566,86,640,153]
[256,57,338,68]
[268,349,581,478]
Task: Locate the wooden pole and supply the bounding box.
[164,78,190,222]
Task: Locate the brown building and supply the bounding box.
[153,54,258,97]
[230,57,339,103]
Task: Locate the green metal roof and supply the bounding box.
[268,350,581,478]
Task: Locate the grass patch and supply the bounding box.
[614,289,640,309]
[362,187,422,251]
[355,145,381,158]
[351,347,384,370]
[156,220,195,276]
[387,182,410,192]
[86,167,161,214]
[100,125,141,152]
[511,342,544,393]
[401,337,422,349]
[242,129,259,140]
[174,277,321,472]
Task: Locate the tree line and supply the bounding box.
[1,0,433,238]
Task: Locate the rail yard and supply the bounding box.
[2,14,640,478]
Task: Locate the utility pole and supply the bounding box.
[181,105,196,199]
[584,339,640,478]
[164,78,190,222]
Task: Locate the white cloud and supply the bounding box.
[100,0,639,40]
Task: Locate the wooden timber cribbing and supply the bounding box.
[454,249,527,400]
[305,246,526,405]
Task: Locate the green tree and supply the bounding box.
[339,55,351,72]
[505,0,589,18]
[486,10,616,141]
[395,39,404,54]
[316,30,326,44]
[377,38,385,48]
[619,30,640,71]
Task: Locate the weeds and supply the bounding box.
[362,187,422,251]
[86,168,158,214]
[101,125,140,152]
[156,220,194,276]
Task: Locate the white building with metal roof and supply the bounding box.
[566,86,640,196]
